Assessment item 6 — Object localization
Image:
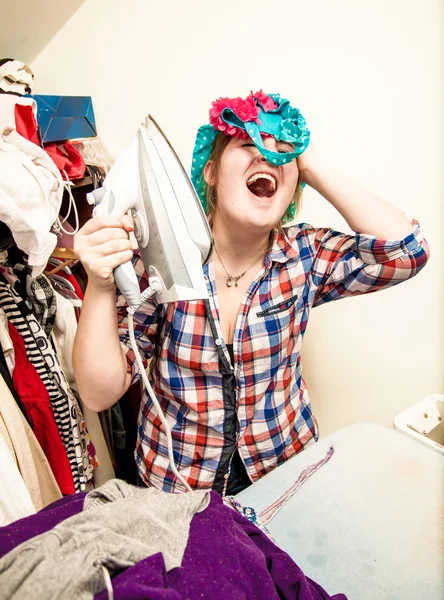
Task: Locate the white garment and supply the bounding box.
[0,127,63,276]
[0,308,15,374]
[0,376,62,510]
[0,432,36,526]
[51,291,78,387]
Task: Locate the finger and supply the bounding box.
[112,249,135,268]
[88,249,135,277]
[79,215,128,235]
[121,214,134,232]
[92,238,134,258]
[86,227,130,247]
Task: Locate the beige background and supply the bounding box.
[6,0,442,435]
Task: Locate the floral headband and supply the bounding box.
[191,91,310,221]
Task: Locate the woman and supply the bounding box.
[73,91,429,495]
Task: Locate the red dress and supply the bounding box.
[8,321,75,494]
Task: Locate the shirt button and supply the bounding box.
[215,338,222,346]
[224,473,229,479]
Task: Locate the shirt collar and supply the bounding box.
[266,226,298,266]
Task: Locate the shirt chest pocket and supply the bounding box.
[245,292,302,370]
[256,293,300,318]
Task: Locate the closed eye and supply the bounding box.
[277,144,295,153]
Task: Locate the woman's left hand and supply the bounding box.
[297,141,324,188]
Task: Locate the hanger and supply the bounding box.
[50,273,77,294]
[45,247,78,276]
[47,256,72,274]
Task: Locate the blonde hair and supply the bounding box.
[202,132,303,228]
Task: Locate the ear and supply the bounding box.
[203,160,215,186]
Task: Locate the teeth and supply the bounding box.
[246,172,277,191]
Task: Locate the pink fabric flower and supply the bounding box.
[250,90,277,112]
[209,95,261,138]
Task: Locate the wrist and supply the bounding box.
[85,280,117,299]
[301,159,335,192]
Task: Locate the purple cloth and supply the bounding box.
[0,491,346,600]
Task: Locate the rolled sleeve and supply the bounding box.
[312,218,430,307]
[356,220,428,265]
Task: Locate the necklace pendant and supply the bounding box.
[226,278,233,288]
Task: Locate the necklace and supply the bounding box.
[214,246,264,288]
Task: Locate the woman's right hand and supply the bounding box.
[73,214,134,292]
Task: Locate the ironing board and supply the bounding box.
[236,422,444,600]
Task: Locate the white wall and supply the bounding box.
[31,0,443,435]
[1,0,86,64]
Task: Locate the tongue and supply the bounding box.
[247,178,275,198]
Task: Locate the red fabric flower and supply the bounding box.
[209,95,261,138]
[250,90,277,112]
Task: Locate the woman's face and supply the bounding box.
[206,136,299,234]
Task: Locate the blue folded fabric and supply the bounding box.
[28,95,97,143]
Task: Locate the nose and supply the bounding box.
[262,136,279,152]
[256,151,267,163]
[254,136,278,164]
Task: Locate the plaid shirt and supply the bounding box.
[117,221,429,492]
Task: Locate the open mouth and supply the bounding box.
[246,173,277,198]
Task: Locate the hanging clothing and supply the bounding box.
[49,276,82,321]
[0,351,61,511]
[51,290,78,388]
[0,433,36,526]
[29,273,57,337]
[5,260,57,337]
[17,407,62,508]
[0,345,30,425]
[0,264,101,488]
[0,410,14,456]
[20,291,98,483]
[0,308,15,374]
[0,281,80,490]
[0,263,19,289]
[51,290,115,487]
[6,281,97,488]
[7,321,75,494]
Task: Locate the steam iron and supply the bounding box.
[87,115,213,306]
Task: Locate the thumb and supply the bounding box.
[121,214,134,232]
